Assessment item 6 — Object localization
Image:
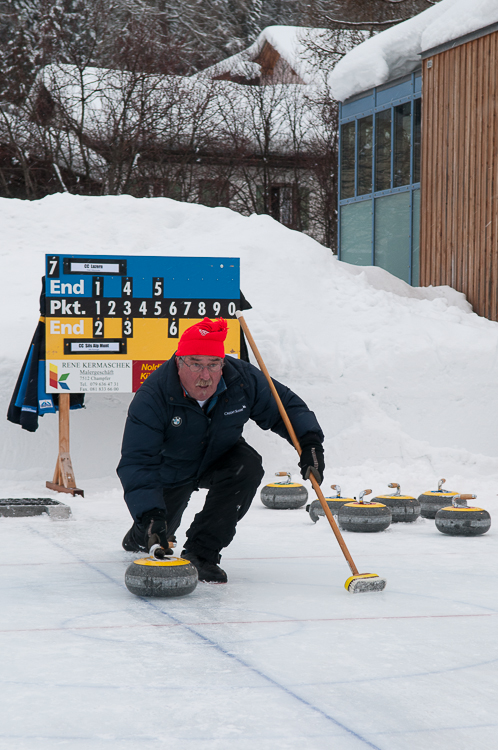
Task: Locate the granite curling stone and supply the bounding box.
[418,478,458,519]
[306,484,354,523]
[372,482,421,523]
[435,494,491,537]
[338,489,392,533]
[125,555,198,597]
[260,471,308,509]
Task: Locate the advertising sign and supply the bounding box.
[45,255,240,393]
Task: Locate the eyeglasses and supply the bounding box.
[179,357,224,373]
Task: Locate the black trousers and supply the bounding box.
[163,439,265,563]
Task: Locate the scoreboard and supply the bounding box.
[45,254,240,394]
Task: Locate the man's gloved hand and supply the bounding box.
[140,508,173,556]
[298,434,325,485]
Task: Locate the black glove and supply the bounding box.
[298,434,325,485]
[140,508,173,556]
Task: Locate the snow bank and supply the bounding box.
[2,194,498,500]
[329,0,498,102]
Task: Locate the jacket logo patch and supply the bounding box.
[171,417,182,426]
[224,406,247,416]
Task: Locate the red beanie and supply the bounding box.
[177,317,228,357]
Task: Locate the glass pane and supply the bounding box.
[374,192,410,282]
[340,122,355,199]
[393,102,411,187]
[413,98,421,184]
[411,189,420,286]
[375,109,391,191]
[340,200,372,266]
[357,115,373,196]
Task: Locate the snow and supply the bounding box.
[37,63,322,154]
[329,0,498,102]
[198,26,328,85]
[1,194,497,748]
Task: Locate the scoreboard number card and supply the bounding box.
[45,255,240,393]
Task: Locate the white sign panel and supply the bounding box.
[46,360,132,393]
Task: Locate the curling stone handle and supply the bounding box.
[438,478,446,491]
[237,312,361,578]
[331,484,341,497]
[452,493,476,507]
[275,471,291,484]
[388,482,400,495]
[149,544,172,560]
[359,489,372,504]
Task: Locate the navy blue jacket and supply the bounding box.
[117,356,324,520]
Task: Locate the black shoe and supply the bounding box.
[181,551,228,584]
[122,523,147,552]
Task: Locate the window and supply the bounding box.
[198,179,229,208]
[393,102,411,187]
[338,73,421,286]
[413,98,421,184]
[340,201,372,266]
[340,121,355,200]
[257,184,309,229]
[375,109,391,192]
[374,192,411,282]
[357,115,373,196]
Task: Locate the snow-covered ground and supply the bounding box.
[1,194,497,749]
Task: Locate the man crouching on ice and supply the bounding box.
[117,317,324,584]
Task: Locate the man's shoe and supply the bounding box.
[122,523,147,552]
[181,551,228,583]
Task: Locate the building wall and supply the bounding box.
[421,30,498,319]
[338,72,422,285]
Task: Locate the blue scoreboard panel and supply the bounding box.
[45,255,240,393]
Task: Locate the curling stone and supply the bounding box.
[372,482,420,523]
[338,489,392,533]
[260,472,308,509]
[418,478,458,519]
[306,484,355,523]
[435,494,491,537]
[125,551,198,597]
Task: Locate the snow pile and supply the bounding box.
[329,0,498,102]
[2,194,498,502]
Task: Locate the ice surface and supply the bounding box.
[0,194,497,747]
[329,0,498,102]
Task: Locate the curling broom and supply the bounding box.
[236,312,386,594]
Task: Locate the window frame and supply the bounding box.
[338,71,422,286]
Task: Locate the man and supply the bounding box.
[117,317,324,584]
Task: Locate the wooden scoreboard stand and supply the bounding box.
[44,254,241,496]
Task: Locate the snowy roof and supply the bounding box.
[198,26,330,86]
[35,64,326,156]
[329,0,498,102]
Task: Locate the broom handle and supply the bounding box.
[237,313,359,577]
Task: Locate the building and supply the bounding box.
[330,0,498,319]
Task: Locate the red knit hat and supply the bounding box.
[177,317,228,357]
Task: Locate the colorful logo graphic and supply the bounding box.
[49,364,70,390]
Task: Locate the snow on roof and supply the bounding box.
[36,63,326,155]
[199,26,329,85]
[329,0,498,102]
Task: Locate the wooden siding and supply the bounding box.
[420,30,498,319]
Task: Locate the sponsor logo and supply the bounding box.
[49,364,70,390]
[39,399,53,409]
[171,416,182,426]
[224,405,247,416]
